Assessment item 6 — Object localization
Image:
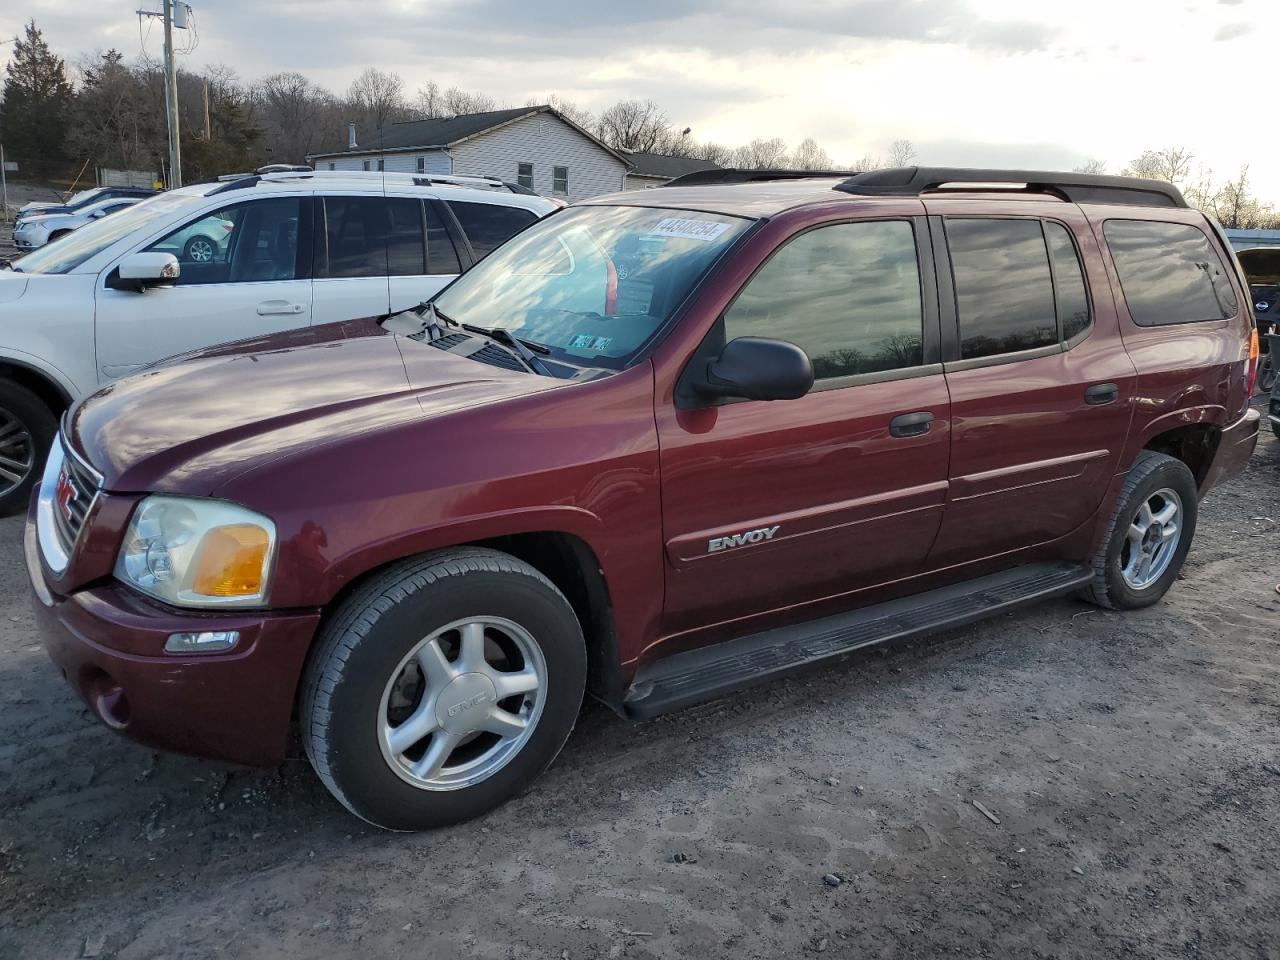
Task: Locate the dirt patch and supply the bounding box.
[1,409,1278,959]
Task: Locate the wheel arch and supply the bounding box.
[1141,423,1221,489]
[312,529,627,715]
[0,358,74,420]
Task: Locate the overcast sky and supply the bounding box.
[6,0,1278,201]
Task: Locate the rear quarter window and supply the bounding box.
[448,201,537,258]
[1103,220,1239,325]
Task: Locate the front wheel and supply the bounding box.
[300,548,586,830]
[182,235,216,263]
[0,381,57,517]
[1082,451,1198,610]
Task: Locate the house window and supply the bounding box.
[517,162,534,190]
[377,158,385,172]
[552,166,569,195]
[361,159,371,172]
[327,162,335,171]
[416,156,426,174]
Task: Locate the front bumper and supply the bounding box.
[1201,406,1261,494]
[26,510,321,767]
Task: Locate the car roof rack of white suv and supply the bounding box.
[207,166,538,196]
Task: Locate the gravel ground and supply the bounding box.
[1,408,1277,960]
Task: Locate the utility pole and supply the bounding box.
[202,79,211,140]
[162,0,182,187]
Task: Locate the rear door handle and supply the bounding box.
[257,300,306,316]
[1084,383,1119,405]
[889,411,934,438]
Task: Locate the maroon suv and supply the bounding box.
[28,167,1261,830]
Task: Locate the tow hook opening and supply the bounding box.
[81,667,131,730]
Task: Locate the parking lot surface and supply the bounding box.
[1,412,1277,960]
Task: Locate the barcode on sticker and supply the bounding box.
[648,217,730,242]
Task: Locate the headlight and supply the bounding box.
[115,496,277,608]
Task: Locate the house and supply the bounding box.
[621,150,721,190]
[307,105,631,202]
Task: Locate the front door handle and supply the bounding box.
[1084,383,1119,405]
[257,300,306,316]
[889,411,934,438]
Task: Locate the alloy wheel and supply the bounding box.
[1120,487,1182,590]
[0,408,35,498]
[187,238,214,262]
[378,616,546,791]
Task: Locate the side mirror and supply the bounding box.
[108,252,180,292]
[90,209,107,219]
[696,336,814,402]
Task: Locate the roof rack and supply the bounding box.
[205,168,528,196]
[833,167,1188,208]
[662,168,861,187]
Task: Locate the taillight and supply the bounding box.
[1246,328,1260,396]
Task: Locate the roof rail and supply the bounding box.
[833,167,1188,208]
[663,168,862,187]
[205,169,528,196]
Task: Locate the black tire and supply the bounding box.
[300,547,586,831]
[1081,451,1198,610]
[46,230,71,244]
[182,235,216,263]
[0,380,57,517]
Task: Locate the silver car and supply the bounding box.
[12,197,141,251]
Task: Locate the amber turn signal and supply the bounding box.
[192,524,271,597]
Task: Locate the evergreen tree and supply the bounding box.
[0,21,76,170]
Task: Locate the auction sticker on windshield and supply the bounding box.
[648,217,731,242]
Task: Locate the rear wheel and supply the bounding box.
[1082,451,1198,610]
[300,548,586,830]
[0,380,56,517]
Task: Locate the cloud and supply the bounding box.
[1213,20,1251,40]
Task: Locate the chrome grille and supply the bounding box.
[51,439,102,553]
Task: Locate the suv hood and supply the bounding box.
[69,318,564,493]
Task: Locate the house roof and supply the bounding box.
[623,151,721,180]
[309,105,631,167]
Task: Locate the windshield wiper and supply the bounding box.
[379,300,458,339]
[461,322,554,376]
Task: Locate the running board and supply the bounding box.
[623,562,1093,719]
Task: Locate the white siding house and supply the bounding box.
[620,150,722,190]
[308,106,631,202]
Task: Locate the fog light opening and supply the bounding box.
[164,630,240,654]
[82,668,130,730]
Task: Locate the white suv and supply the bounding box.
[0,168,559,513]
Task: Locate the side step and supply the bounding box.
[623,562,1093,719]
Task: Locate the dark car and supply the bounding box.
[28,167,1260,830]
[1238,247,1280,397]
[15,186,158,223]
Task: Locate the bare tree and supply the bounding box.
[887,139,917,167]
[414,81,443,118]
[690,141,735,166]
[1073,158,1107,175]
[790,137,832,170]
[253,71,335,162]
[734,137,789,169]
[850,153,883,172]
[441,86,497,115]
[347,67,407,132]
[1122,147,1194,184]
[597,99,669,152]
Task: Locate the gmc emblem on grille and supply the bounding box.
[55,468,78,524]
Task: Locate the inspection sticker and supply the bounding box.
[569,334,613,351]
[647,217,730,242]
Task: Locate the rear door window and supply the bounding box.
[1043,221,1091,341]
[1103,220,1238,325]
[425,202,461,275]
[321,196,426,278]
[448,201,537,258]
[946,218,1058,360]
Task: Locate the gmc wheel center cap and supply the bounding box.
[436,673,497,733]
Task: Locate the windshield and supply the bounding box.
[13,192,208,275]
[432,205,753,369]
